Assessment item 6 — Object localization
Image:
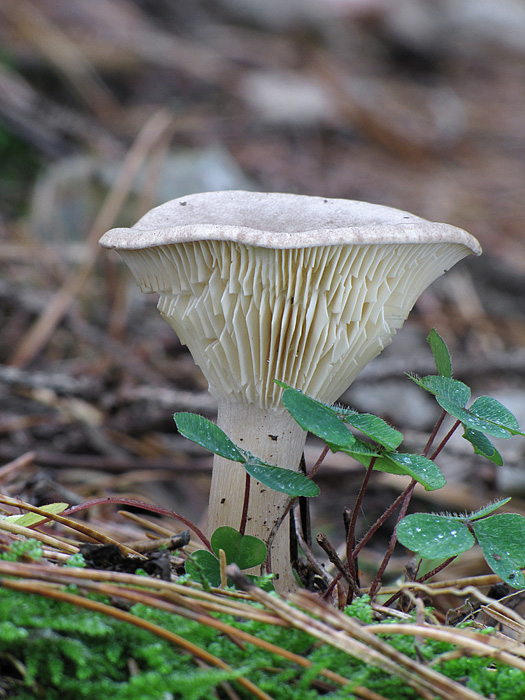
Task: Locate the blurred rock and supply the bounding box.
[31,146,254,244]
[240,71,338,126]
[442,0,525,54]
[343,379,439,431]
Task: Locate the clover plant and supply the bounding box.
[175,330,525,594]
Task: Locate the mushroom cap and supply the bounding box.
[100,190,481,253]
[100,191,481,410]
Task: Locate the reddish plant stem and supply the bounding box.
[345,457,376,581]
[384,556,458,607]
[263,497,296,576]
[416,556,458,584]
[63,496,212,551]
[423,410,447,458]
[368,481,416,599]
[354,412,460,602]
[307,445,329,480]
[239,472,251,536]
[352,479,416,561]
[350,413,456,576]
[429,419,461,461]
[322,572,341,600]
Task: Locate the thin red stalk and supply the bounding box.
[345,457,376,580]
[307,445,329,480]
[368,482,416,599]
[63,496,212,551]
[384,556,458,608]
[352,480,416,560]
[239,473,251,536]
[322,572,341,600]
[423,410,447,458]
[429,420,461,461]
[263,498,296,576]
[416,556,457,584]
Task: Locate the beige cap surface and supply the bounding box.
[101,190,481,251]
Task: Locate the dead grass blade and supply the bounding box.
[0,494,142,555]
[283,590,488,700]
[0,519,78,553]
[365,623,525,670]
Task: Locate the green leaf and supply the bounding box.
[438,402,515,440]
[281,388,402,456]
[410,382,524,440]
[341,413,403,450]
[174,413,245,462]
[4,502,69,527]
[211,526,242,561]
[473,514,525,588]
[185,528,267,587]
[243,458,320,497]
[235,536,267,570]
[211,526,266,570]
[377,453,446,491]
[411,375,471,408]
[185,550,221,587]
[462,428,503,465]
[468,498,511,521]
[397,514,474,559]
[336,439,381,462]
[427,329,452,378]
[274,379,293,390]
[281,389,354,448]
[469,396,525,437]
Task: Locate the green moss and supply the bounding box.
[0,538,43,561]
[0,583,522,700]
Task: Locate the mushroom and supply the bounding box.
[100,190,481,592]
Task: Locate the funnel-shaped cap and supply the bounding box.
[101,191,480,410]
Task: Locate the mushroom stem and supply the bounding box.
[209,401,307,592]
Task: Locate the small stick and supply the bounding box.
[293,505,331,588]
[124,531,190,554]
[316,533,360,598]
[219,549,228,588]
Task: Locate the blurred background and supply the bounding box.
[1,0,525,583]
